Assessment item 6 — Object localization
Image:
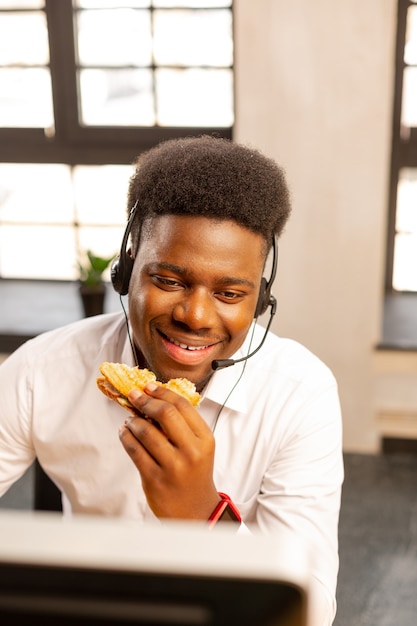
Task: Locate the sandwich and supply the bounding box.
[96,362,201,416]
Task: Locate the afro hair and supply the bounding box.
[127,135,291,251]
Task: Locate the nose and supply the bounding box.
[172,288,216,330]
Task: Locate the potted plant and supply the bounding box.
[77,250,115,317]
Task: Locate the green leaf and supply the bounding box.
[78,250,116,287]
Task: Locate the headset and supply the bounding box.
[253,237,278,318]
[111,200,139,296]
[111,200,279,370]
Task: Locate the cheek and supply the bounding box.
[128,284,170,343]
[129,269,154,308]
[128,285,150,331]
[225,305,256,341]
[130,286,172,319]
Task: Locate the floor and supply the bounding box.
[1,452,417,626]
[334,453,417,626]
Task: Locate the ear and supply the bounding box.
[127,246,136,263]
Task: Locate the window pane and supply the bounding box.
[76,9,152,66]
[79,68,154,125]
[393,169,417,291]
[401,66,417,127]
[73,165,133,225]
[0,225,76,279]
[153,9,233,66]
[0,1,43,8]
[0,68,53,127]
[396,168,417,233]
[0,11,49,65]
[78,226,123,273]
[0,6,52,128]
[402,5,417,129]
[154,1,231,7]
[0,164,130,279]
[76,1,150,7]
[0,164,73,223]
[156,68,233,126]
[74,2,233,129]
[405,5,417,65]
[392,233,417,291]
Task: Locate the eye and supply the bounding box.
[152,275,184,290]
[216,290,245,303]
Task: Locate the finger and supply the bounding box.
[126,389,215,473]
[119,422,170,509]
[122,412,175,462]
[129,384,212,442]
[121,417,216,513]
[119,420,163,471]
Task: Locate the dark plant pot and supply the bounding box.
[79,284,106,317]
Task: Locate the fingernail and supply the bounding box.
[129,389,142,402]
[145,382,158,392]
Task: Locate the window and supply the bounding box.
[387,0,417,292]
[0,0,233,280]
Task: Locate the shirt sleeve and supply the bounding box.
[256,382,343,626]
[0,346,36,497]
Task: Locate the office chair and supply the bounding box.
[34,459,62,512]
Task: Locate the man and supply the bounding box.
[0,136,343,625]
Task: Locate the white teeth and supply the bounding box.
[170,337,207,351]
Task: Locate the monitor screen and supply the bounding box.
[0,511,310,626]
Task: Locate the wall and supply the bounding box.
[234,0,397,452]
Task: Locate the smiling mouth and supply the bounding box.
[159,331,218,352]
[168,336,209,351]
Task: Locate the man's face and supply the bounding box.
[128,215,266,391]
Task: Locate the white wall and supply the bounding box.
[234,0,397,452]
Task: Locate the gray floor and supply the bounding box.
[0,462,35,510]
[334,453,417,626]
[1,453,417,625]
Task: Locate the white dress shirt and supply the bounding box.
[0,312,343,625]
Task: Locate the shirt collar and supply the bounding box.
[202,361,248,413]
[202,322,258,413]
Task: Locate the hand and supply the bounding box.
[119,383,220,520]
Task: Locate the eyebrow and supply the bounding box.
[149,262,257,289]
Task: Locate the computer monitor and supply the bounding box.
[0,510,310,626]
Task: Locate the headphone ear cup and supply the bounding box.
[112,200,139,296]
[255,277,269,318]
[111,254,134,296]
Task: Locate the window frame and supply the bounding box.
[0,0,233,167]
[386,0,417,292]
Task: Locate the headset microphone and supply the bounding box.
[211,295,277,370]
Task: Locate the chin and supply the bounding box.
[163,366,213,392]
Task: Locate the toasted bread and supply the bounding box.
[96,362,200,413]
